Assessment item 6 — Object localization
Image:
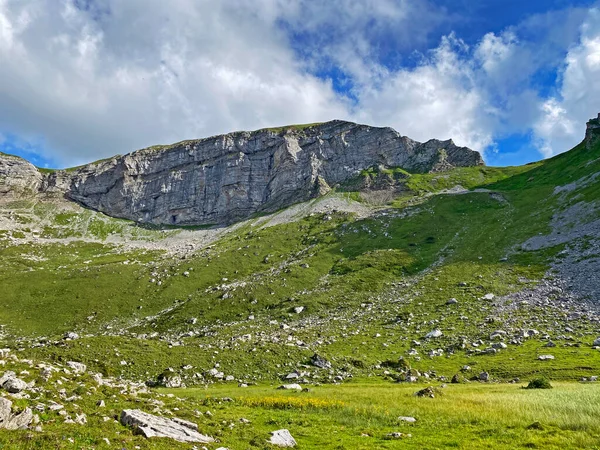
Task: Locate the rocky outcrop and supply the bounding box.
[0,120,484,225]
[0,153,43,196]
[586,113,600,150]
[120,409,214,443]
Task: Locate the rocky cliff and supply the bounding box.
[0,120,484,225]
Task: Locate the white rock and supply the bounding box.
[66,361,87,374]
[277,384,303,391]
[398,416,417,423]
[424,329,443,339]
[269,429,297,447]
[120,409,214,443]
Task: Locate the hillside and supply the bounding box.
[0,116,598,448]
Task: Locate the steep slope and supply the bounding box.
[0,120,482,225]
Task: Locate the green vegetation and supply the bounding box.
[526,378,553,389]
[0,136,599,448]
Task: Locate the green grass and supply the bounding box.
[165,381,600,449]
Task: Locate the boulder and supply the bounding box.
[0,398,33,430]
[310,354,331,369]
[269,429,297,447]
[3,378,28,393]
[120,409,214,443]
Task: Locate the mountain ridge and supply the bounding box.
[0,120,483,225]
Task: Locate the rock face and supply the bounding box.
[0,120,483,225]
[586,114,600,150]
[120,409,214,443]
[0,153,43,196]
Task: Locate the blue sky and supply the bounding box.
[1,0,600,169]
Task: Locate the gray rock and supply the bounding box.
[277,384,303,391]
[3,377,28,393]
[398,416,417,423]
[593,337,600,347]
[0,398,33,430]
[1,121,483,225]
[269,429,297,447]
[311,353,332,369]
[537,355,555,361]
[66,361,87,374]
[424,329,443,339]
[479,372,490,382]
[120,409,214,443]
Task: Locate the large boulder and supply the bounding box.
[120,409,214,443]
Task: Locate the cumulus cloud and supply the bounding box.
[0,0,348,166]
[0,0,599,167]
[534,8,600,156]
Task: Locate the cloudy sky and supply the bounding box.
[1,0,600,168]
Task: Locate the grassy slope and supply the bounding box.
[0,139,599,448]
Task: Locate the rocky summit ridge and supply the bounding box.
[0,120,483,225]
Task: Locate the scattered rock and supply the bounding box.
[414,386,437,398]
[0,398,33,430]
[537,355,555,361]
[277,384,303,391]
[269,429,297,447]
[120,409,214,443]
[424,329,443,339]
[66,361,87,374]
[398,416,417,423]
[310,354,331,369]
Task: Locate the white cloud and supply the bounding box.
[0,0,349,166]
[534,8,600,157]
[0,0,599,168]
[355,35,495,154]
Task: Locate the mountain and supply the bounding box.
[0,120,482,225]
[0,116,599,449]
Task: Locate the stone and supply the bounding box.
[66,361,87,374]
[446,298,458,305]
[310,353,331,369]
[398,416,417,423]
[293,306,305,314]
[537,355,555,361]
[414,387,437,398]
[1,121,483,226]
[120,409,214,443]
[479,372,490,382]
[593,337,600,347]
[269,429,297,447]
[424,329,443,339]
[3,377,28,393]
[64,332,79,340]
[0,397,33,430]
[277,384,303,391]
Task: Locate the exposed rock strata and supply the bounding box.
[0,120,484,225]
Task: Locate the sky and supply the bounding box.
[1,0,600,168]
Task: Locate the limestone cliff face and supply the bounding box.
[586,113,600,150]
[0,153,43,196]
[0,120,484,225]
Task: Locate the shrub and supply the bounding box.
[525,378,553,389]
